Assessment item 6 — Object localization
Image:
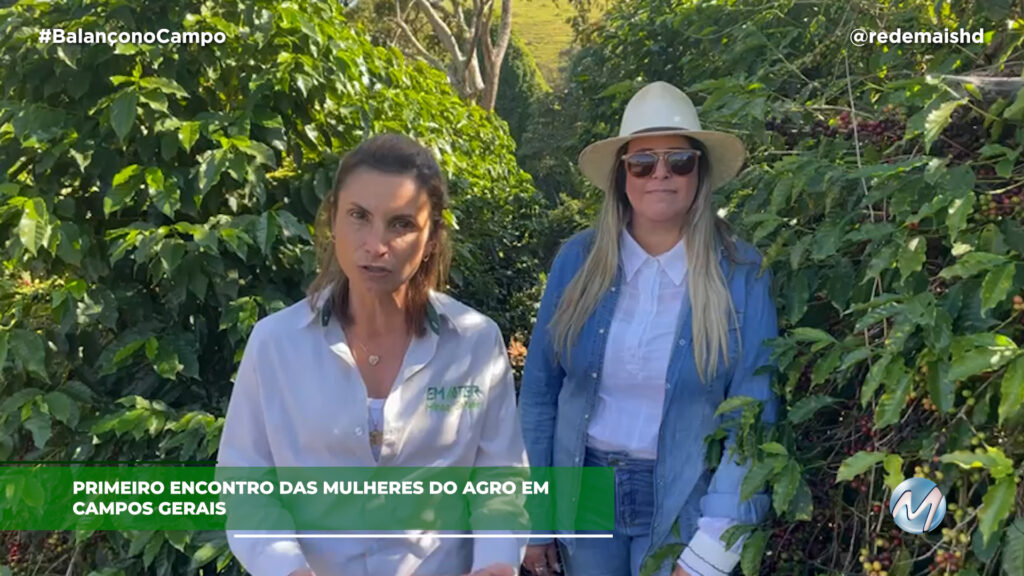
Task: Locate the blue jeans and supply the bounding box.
[559,447,674,576]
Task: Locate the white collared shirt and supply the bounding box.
[217,290,528,576]
[584,230,744,576]
[587,228,688,459]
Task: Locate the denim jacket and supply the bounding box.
[518,228,780,565]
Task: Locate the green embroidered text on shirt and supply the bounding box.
[426,385,483,412]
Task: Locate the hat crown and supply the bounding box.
[618,81,703,137]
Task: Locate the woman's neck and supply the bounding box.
[346,283,408,339]
[628,217,684,256]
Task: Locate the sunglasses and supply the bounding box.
[621,149,701,178]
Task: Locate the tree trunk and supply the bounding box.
[394,0,512,110]
[479,0,512,111]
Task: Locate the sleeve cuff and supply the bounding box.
[472,535,527,574]
[677,528,741,576]
[253,539,310,576]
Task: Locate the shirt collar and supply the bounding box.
[620,228,688,286]
[301,283,452,335]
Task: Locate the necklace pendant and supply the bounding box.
[368,354,381,366]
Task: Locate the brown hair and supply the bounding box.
[306,133,451,336]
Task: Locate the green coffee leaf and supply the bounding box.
[836,451,886,483]
[180,121,201,152]
[739,529,769,576]
[883,454,905,493]
[43,391,74,426]
[0,330,8,373]
[24,410,52,450]
[110,88,139,140]
[760,442,788,455]
[772,459,801,515]
[139,77,188,98]
[998,356,1024,424]
[10,329,47,382]
[980,263,1016,312]
[875,362,911,428]
[940,447,1015,479]
[198,149,228,195]
[978,476,1017,546]
[1002,517,1024,576]
[715,395,758,417]
[740,459,777,500]
[898,235,926,279]
[925,98,965,150]
[939,252,1008,280]
[786,395,838,423]
[17,197,50,256]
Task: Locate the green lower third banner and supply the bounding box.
[0,466,614,532]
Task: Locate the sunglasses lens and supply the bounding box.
[625,153,657,177]
[667,151,698,176]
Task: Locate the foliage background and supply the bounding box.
[3,0,1024,575]
[522,1,1024,575]
[0,0,546,572]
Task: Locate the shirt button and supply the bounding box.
[584,413,590,420]
[598,328,605,334]
[610,287,617,292]
[575,457,581,464]
[354,427,364,436]
[678,338,686,346]
[591,372,598,379]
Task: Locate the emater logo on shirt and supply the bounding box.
[426,385,483,412]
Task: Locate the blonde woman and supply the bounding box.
[518,82,780,576]
[218,134,525,576]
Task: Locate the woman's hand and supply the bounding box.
[671,564,691,576]
[521,542,560,575]
[463,563,516,576]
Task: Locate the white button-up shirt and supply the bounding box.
[585,230,743,576]
[217,289,528,576]
[587,228,687,459]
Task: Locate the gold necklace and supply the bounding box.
[353,340,381,366]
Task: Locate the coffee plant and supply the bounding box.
[0,0,549,573]
[541,0,1024,575]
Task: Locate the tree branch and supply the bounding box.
[449,0,469,40]
[413,0,465,63]
[454,0,486,99]
[465,0,483,64]
[394,0,445,71]
[480,0,494,64]
[481,0,512,110]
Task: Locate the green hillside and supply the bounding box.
[510,0,604,88]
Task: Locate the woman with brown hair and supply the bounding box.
[218,133,526,576]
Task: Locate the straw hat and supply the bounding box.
[578,81,747,192]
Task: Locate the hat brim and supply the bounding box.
[578,130,747,193]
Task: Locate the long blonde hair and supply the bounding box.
[551,137,743,383]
